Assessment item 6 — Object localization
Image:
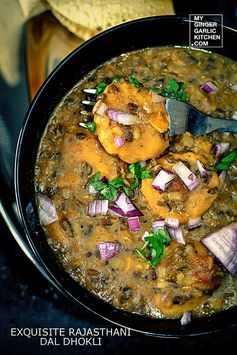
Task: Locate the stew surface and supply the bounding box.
[35,47,237,320]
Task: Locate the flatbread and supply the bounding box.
[46,0,175,40]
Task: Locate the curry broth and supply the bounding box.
[35,47,237,319]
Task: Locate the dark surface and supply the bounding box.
[1,1,237,353]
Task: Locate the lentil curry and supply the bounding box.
[35,47,237,320]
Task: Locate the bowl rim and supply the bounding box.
[14,15,237,337]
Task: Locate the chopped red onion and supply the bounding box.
[114,136,125,148]
[88,184,97,194]
[173,162,199,191]
[181,311,192,325]
[37,193,58,225]
[87,200,108,216]
[107,109,139,125]
[202,222,237,274]
[95,102,108,116]
[152,169,175,191]
[167,227,185,245]
[218,170,227,191]
[213,142,230,157]
[128,217,141,232]
[98,242,123,261]
[115,192,141,215]
[196,160,207,178]
[201,82,218,93]
[165,217,180,229]
[187,218,202,230]
[142,231,150,241]
[109,204,143,218]
[152,219,166,232]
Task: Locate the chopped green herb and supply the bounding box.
[88,173,130,200]
[83,121,96,132]
[135,230,171,268]
[128,74,143,89]
[96,82,108,95]
[215,150,237,172]
[113,75,121,83]
[162,79,188,102]
[127,162,151,190]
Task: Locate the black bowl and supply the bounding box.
[14,16,237,337]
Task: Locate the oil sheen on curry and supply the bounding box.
[35,47,237,320]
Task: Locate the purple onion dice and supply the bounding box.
[167,227,185,245]
[187,218,202,230]
[87,200,108,216]
[107,109,139,125]
[201,82,218,93]
[202,222,237,274]
[152,219,166,232]
[213,142,230,157]
[128,217,141,232]
[114,136,125,148]
[196,160,207,178]
[115,192,143,217]
[37,193,58,225]
[98,242,123,261]
[152,169,175,191]
[173,162,199,191]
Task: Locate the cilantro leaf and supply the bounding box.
[88,173,129,200]
[162,79,188,102]
[113,75,121,83]
[128,162,151,179]
[135,229,171,268]
[215,150,237,172]
[84,121,96,132]
[128,162,152,190]
[128,74,143,89]
[96,82,108,95]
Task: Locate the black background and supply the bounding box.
[1,1,237,354]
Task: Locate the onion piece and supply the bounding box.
[165,217,180,229]
[87,200,108,216]
[109,204,143,218]
[115,192,142,216]
[152,219,166,232]
[218,170,227,191]
[128,217,141,232]
[98,242,123,261]
[196,160,207,178]
[114,136,125,148]
[95,102,108,116]
[88,184,97,194]
[202,222,237,274]
[152,169,175,191]
[107,109,139,125]
[173,162,199,191]
[167,227,185,245]
[187,218,202,230]
[201,82,218,93]
[181,311,192,325]
[213,142,230,157]
[37,193,58,225]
